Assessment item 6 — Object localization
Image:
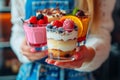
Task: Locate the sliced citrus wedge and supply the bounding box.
[60,15,83,38]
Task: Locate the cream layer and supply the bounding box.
[47,39,77,51]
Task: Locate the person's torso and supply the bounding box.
[20,0,94,80]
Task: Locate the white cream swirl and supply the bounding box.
[47,30,78,41]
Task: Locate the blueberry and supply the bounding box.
[47,24,53,29]
[74,25,78,31]
[46,24,53,31]
[52,26,57,32]
[37,14,44,20]
[58,27,64,33]
[28,23,34,27]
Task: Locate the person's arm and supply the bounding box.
[10,0,30,63]
[75,0,116,72]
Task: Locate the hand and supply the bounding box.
[20,38,47,62]
[45,46,95,69]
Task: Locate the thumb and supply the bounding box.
[73,52,83,60]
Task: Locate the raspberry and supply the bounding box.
[63,19,74,32]
[43,16,48,23]
[29,16,37,24]
[53,20,63,28]
[37,19,45,25]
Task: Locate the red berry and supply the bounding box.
[53,20,63,28]
[43,16,48,23]
[63,19,74,32]
[37,19,45,25]
[29,16,37,24]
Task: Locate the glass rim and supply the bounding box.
[23,21,48,27]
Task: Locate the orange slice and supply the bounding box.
[60,15,83,38]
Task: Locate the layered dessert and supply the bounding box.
[46,17,82,60]
[23,14,48,48]
[36,8,66,22]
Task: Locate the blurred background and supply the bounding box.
[0,0,120,80]
[0,0,21,80]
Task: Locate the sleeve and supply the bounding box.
[75,0,116,72]
[10,0,30,63]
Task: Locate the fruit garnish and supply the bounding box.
[43,16,48,23]
[53,20,63,28]
[60,16,83,38]
[46,24,53,29]
[72,7,79,15]
[29,16,37,24]
[58,27,64,33]
[76,10,85,17]
[63,19,74,32]
[37,19,45,25]
[37,14,44,20]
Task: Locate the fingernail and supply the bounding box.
[30,48,36,52]
[54,62,59,66]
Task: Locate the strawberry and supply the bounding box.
[43,16,48,23]
[53,20,63,28]
[29,16,37,24]
[63,19,74,32]
[37,19,45,25]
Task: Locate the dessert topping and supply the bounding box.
[29,16,37,24]
[52,20,63,28]
[43,16,48,23]
[37,19,45,25]
[63,19,74,32]
[28,14,48,27]
[60,15,83,38]
[37,14,44,20]
[76,10,85,17]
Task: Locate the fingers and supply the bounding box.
[28,52,46,61]
[45,58,56,64]
[45,58,84,69]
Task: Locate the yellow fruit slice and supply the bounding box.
[79,16,90,37]
[60,15,83,38]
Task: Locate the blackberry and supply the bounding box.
[76,10,85,17]
[37,14,44,20]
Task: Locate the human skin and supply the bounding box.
[20,38,47,61]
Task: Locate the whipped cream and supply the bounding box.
[47,30,78,41]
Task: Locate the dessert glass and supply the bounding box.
[46,24,78,62]
[23,22,47,51]
[77,14,90,46]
